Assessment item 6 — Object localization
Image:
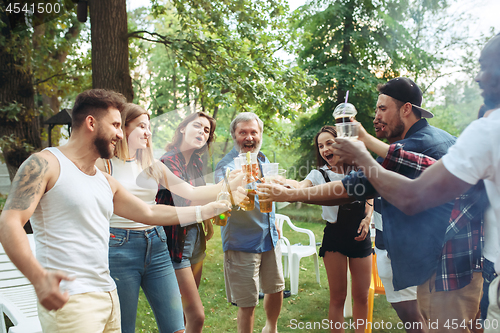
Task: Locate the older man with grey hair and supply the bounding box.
[215,112,284,333]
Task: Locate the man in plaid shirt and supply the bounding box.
[334,124,487,332]
[382,143,487,293]
[331,35,500,333]
[258,77,481,332]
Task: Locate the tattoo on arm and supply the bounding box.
[4,155,49,211]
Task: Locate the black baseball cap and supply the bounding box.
[378,77,434,118]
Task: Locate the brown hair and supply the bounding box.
[314,125,356,175]
[114,103,162,181]
[71,89,126,129]
[314,125,337,168]
[166,111,216,155]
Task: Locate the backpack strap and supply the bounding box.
[318,168,331,183]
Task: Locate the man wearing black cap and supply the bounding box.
[368,77,460,333]
[372,77,435,140]
[364,78,483,333]
[258,77,482,332]
[330,34,500,332]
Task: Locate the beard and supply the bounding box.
[93,128,114,159]
[374,114,405,141]
[234,139,262,153]
[388,120,405,140]
[385,113,406,140]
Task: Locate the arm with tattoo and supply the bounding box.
[0,153,72,310]
[4,154,49,211]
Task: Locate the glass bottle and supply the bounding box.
[214,170,231,226]
[240,152,256,211]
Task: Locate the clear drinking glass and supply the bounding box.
[333,103,358,140]
[259,163,279,213]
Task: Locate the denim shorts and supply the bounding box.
[172,224,206,270]
[109,227,184,333]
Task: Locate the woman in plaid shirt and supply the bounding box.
[156,112,217,333]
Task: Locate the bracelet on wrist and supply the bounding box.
[195,205,203,223]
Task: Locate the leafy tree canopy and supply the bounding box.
[129,0,312,126]
[289,0,475,174]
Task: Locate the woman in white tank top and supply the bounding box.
[96,104,236,333]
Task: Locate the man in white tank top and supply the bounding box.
[0,89,227,333]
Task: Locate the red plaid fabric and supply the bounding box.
[155,147,206,263]
[382,143,486,291]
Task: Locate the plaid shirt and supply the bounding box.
[155,147,206,263]
[382,143,488,291]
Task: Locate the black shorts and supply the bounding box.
[319,205,372,258]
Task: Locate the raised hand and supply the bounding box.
[228,171,244,191]
[202,201,232,220]
[256,183,289,202]
[232,186,250,207]
[332,138,372,166]
[355,121,369,142]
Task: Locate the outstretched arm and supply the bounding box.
[0,152,73,311]
[333,138,473,215]
[152,161,243,204]
[365,160,472,215]
[108,174,229,225]
[257,180,356,206]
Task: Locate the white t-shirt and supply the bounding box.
[372,210,383,231]
[442,108,500,263]
[305,166,345,223]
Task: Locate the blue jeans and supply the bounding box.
[481,258,498,322]
[109,227,184,333]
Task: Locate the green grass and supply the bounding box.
[132,205,406,332]
[0,193,6,211]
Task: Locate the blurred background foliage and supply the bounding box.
[0,0,495,181]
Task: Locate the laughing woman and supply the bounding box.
[156,112,216,333]
[97,104,235,333]
[285,125,373,333]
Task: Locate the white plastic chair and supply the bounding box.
[275,214,320,295]
[0,234,42,333]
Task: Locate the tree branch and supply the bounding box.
[34,64,91,86]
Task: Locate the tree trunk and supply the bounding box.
[212,105,219,120]
[222,108,238,154]
[89,0,133,102]
[337,1,354,105]
[35,20,80,148]
[0,15,41,181]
